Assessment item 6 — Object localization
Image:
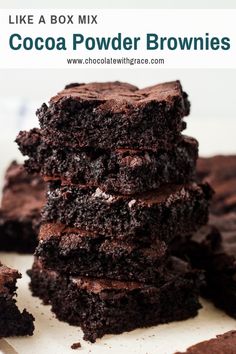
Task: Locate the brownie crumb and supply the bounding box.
[71,342,81,349]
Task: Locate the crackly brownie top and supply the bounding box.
[136,183,208,205]
[197,155,236,214]
[1,161,45,219]
[71,276,144,293]
[0,262,20,293]
[175,330,236,354]
[38,222,167,258]
[50,80,190,114]
[38,223,93,240]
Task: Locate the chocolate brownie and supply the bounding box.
[171,224,222,268]
[28,257,202,342]
[172,213,236,318]
[16,128,198,195]
[37,81,190,150]
[42,182,212,243]
[0,161,45,253]
[172,154,236,317]
[35,223,167,284]
[197,155,236,214]
[175,330,236,354]
[0,262,34,337]
[202,213,236,317]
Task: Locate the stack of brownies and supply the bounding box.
[16,81,212,342]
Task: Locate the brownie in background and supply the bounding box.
[0,161,45,253]
[197,155,236,214]
[29,257,202,343]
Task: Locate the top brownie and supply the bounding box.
[37,81,190,150]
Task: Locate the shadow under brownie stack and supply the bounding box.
[16,81,212,342]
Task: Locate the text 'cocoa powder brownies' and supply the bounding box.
[17,81,211,342]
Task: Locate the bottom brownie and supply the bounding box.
[28,257,202,342]
[0,262,34,337]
